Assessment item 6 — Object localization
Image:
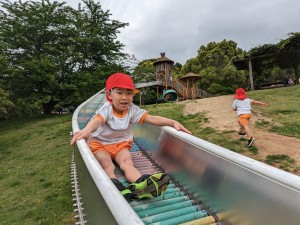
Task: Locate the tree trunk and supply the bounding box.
[42,99,57,114]
[295,63,299,85]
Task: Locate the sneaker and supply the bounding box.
[111,178,134,201]
[246,137,255,147]
[127,173,170,199]
[238,131,246,136]
[111,178,126,191]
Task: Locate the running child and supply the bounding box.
[232,88,268,147]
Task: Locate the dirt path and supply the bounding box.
[178,95,300,176]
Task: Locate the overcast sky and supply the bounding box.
[15,0,300,64]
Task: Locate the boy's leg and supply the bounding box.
[95,150,134,200]
[239,115,252,137]
[244,125,252,139]
[238,117,246,135]
[238,126,246,135]
[127,173,170,199]
[239,115,255,147]
[115,149,170,199]
[111,178,134,200]
[115,148,141,183]
[94,151,116,178]
[243,120,255,147]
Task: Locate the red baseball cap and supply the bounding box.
[234,88,247,100]
[105,73,140,101]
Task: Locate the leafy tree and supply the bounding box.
[277,32,300,84]
[0,34,13,117]
[181,57,201,75]
[247,44,281,84]
[0,0,128,115]
[130,58,158,104]
[132,58,157,83]
[0,0,73,114]
[233,33,300,86]
[181,40,246,94]
[172,62,182,79]
[70,0,129,103]
[0,87,13,118]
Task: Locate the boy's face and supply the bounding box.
[107,88,134,113]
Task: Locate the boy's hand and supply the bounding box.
[70,130,90,145]
[173,121,192,134]
[261,102,268,107]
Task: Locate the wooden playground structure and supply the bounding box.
[136,53,211,101]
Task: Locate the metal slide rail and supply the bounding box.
[72,90,300,225]
[71,149,86,225]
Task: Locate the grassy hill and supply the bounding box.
[0,114,75,225]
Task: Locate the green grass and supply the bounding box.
[265,154,300,173]
[0,115,74,225]
[247,85,300,138]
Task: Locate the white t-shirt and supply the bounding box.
[232,98,253,116]
[91,102,148,145]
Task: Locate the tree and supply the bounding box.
[232,33,300,86]
[0,34,13,118]
[0,0,128,115]
[277,32,300,84]
[181,40,246,94]
[172,62,182,79]
[70,0,129,104]
[132,58,157,83]
[0,87,13,119]
[0,0,72,114]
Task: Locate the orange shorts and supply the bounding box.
[89,140,133,159]
[238,114,251,127]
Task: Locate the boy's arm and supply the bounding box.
[70,117,103,145]
[143,115,192,134]
[251,100,268,107]
[232,100,237,111]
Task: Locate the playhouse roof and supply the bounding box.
[153,52,174,65]
[180,72,201,82]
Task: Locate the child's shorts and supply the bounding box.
[89,140,133,159]
[238,114,252,126]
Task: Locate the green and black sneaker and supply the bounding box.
[111,178,134,201]
[127,173,170,199]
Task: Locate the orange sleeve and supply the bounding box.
[94,114,105,123]
[138,113,149,124]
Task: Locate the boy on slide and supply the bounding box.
[71,73,192,200]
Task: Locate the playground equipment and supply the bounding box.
[136,53,211,101]
[71,89,300,225]
[157,89,178,103]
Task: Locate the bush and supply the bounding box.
[207,83,233,94]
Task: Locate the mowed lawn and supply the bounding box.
[0,114,75,225]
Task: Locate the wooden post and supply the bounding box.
[192,86,195,99]
[186,81,189,99]
[139,92,142,106]
[249,57,254,90]
[165,63,168,90]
